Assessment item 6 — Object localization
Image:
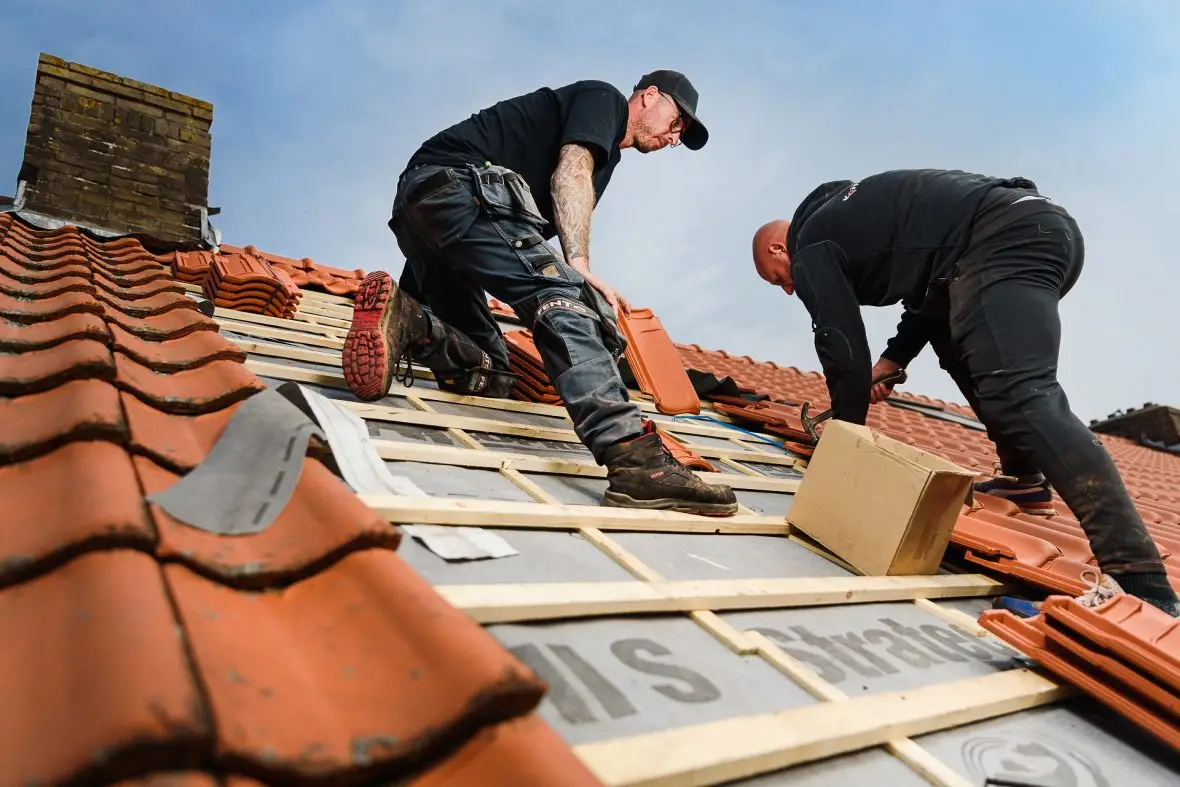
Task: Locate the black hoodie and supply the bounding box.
[785,168,1042,425]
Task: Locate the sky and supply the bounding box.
[1,0,1177,423]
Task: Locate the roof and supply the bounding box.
[3,206,1179,785]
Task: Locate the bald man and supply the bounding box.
[753,168,1178,617]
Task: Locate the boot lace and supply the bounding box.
[392,348,415,388]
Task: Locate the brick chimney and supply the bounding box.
[16,53,214,245]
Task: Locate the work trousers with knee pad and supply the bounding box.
[388,161,644,462]
[931,208,1165,576]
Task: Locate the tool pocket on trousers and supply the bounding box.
[405,172,478,249]
[509,228,582,285]
[475,168,546,226]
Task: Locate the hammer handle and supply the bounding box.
[874,368,908,388]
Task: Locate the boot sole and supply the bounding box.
[342,271,396,401]
[342,271,424,401]
[601,491,739,517]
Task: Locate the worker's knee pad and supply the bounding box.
[532,282,626,364]
[424,324,515,398]
[533,294,605,381]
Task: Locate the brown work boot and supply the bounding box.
[342,271,430,401]
[600,425,738,517]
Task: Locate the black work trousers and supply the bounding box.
[929,209,1165,576]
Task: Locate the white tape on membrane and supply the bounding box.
[291,384,518,561]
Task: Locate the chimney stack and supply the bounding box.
[17,53,214,245]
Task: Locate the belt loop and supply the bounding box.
[465,163,485,205]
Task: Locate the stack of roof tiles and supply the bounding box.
[504,328,562,405]
[171,249,216,285]
[219,243,365,298]
[980,595,1180,751]
[200,250,302,318]
[0,211,606,786]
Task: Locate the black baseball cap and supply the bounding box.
[634,69,708,150]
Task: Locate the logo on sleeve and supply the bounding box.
[842,181,860,201]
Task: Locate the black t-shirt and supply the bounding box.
[406,80,628,236]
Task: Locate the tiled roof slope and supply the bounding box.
[0,212,603,786]
[674,343,1180,598]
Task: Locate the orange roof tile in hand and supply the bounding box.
[619,307,700,415]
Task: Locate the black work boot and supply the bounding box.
[342,271,430,401]
[600,425,739,517]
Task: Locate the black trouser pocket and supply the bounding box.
[401,169,479,249]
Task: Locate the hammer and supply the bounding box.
[799,369,909,443]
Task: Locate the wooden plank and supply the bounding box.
[360,492,790,535]
[242,358,785,436]
[572,669,1068,787]
[435,573,1006,624]
[231,339,341,368]
[246,359,807,461]
[218,317,345,350]
[373,438,800,493]
[210,305,345,336]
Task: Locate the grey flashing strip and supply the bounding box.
[0,181,26,214]
[275,382,518,561]
[276,381,424,498]
[146,387,324,535]
[887,397,987,432]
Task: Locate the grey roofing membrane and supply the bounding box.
[240,323,1180,785]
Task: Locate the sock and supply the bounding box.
[1110,571,1180,616]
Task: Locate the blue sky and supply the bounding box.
[2,1,1177,421]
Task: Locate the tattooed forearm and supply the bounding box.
[550,143,596,265]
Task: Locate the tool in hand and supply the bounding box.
[799,369,908,443]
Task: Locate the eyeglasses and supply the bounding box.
[658,92,688,147]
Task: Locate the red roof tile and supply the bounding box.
[0,441,156,588]
[658,429,715,472]
[619,307,701,415]
[981,596,1180,751]
[166,549,545,776]
[0,311,109,352]
[0,549,209,786]
[108,321,246,372]
[0,215,598,785]
[104,306,215,341]
[505,329,562,404]
[171,250,213,284]
[218,243,365,298]
[201,251,300,318]
[407,714,606,787]
[140,455,402,586]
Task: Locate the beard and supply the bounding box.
[631,116,666,153]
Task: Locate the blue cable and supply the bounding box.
[669,414,790,447]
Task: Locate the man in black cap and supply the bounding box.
[343,70,738,516]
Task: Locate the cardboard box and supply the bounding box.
[786,420,976,576]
